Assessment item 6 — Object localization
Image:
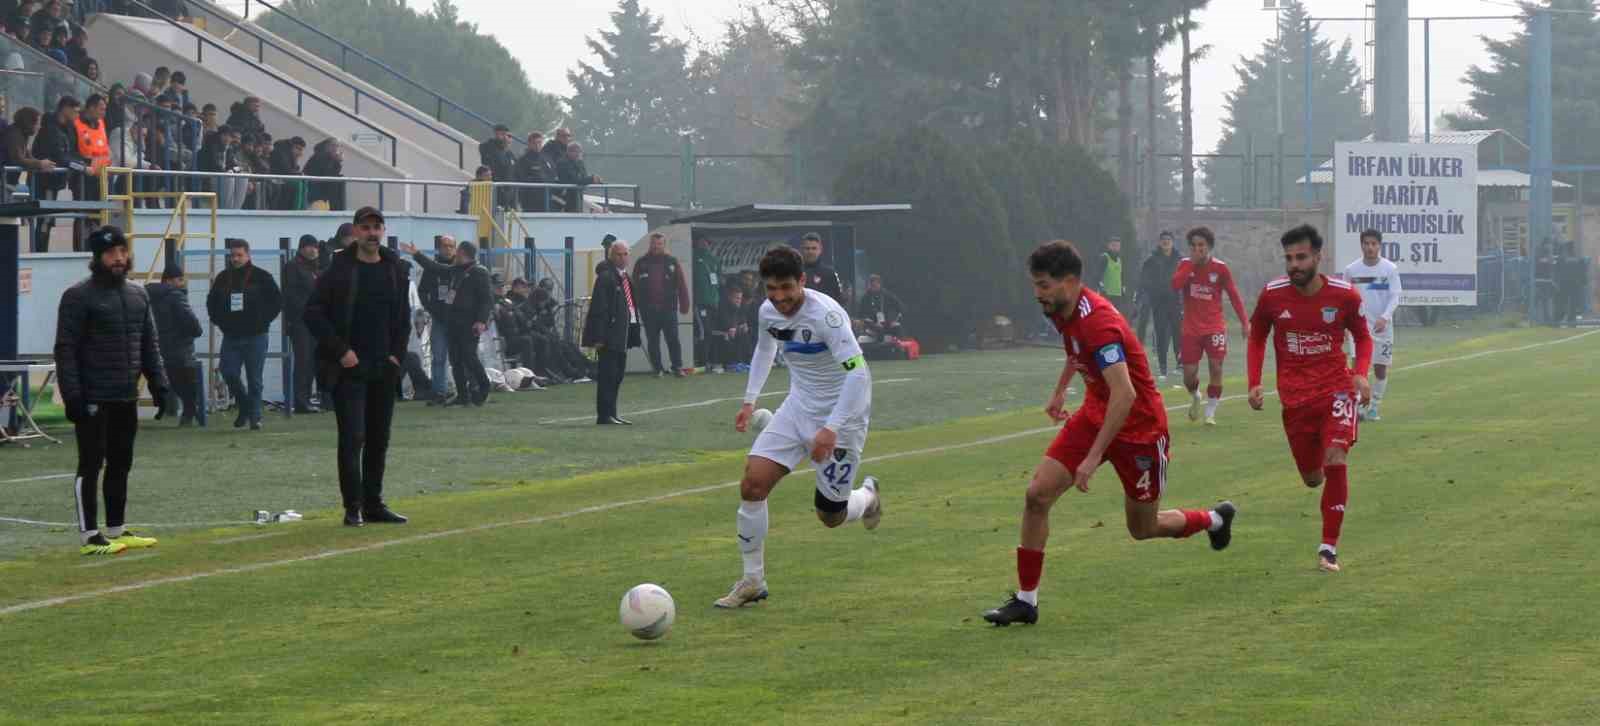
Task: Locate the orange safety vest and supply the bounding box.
[74,116,110,172]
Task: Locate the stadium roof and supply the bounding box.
[670,204,913,226]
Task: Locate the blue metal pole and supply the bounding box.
[1529,10,1552,322]
[564,236,575,341]
[1424,19,1431,144]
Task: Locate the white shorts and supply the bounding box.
[749,404,868,503]
[1347,323,1394,366]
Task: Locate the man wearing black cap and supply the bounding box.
[282,234,323,413]
[404,238,493,405]
[303,207,411,526]
[146,255,203,426]
[54,226,169,555]
[206,238,282,430]
[583,239,641,424]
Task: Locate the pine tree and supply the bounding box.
[1202,0,1368,208]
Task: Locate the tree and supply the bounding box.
[1444,0,1600,199]
[832,127,1022,347]
[260,0,563,144]
[686,9,800,207]
[1202,0,1368,207]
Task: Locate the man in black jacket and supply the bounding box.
[146,258,202,426]
[515,131,559,212]
[479,124,518,210]
[206,238,282,430]
[302,207,410,527]
[30,95,84,252]
[582,240,641,425]
[405,239,493,405]
[556,142,601,213]
[54,226,168,555]
[799,232,845,305]
[854,273,905,340]
[1134,230,1182,381]
[281,234,323,413]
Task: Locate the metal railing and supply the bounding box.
[240,0,511,143]
[175,0,467,168]
[118,0,400,167]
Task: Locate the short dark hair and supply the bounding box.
[1186,226,1215,248]
[171,71,186,84]
[202,103,216,113]
[1159,230,1174,240]
[800,232,822,244]
[1280,224,1324,251]
[226,238,250,251]
[84,93,104,108]
[1359,228,1382,243]
[1029,240,1084,280]
[475,165,490,175]
[759,246,804,281]
[56,95,79,111]
[493,123,510,133]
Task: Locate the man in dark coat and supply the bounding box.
[281,234,323,413]
[302,207,411,527]
[303,138,345,211]
[515,130,559,212]
[414,234,457,403]
[53,226,168,555]
[1134,230,1182,381]
[631,232,690,376]
[555,142,601,213]
[205,238,282,430]
[404,239,493,405]
[799,232,845,305]
[582,240,641,425]
[146,257,203,426]
[854,273,906,340]
[30,95,85,251]
[479,124,518,209]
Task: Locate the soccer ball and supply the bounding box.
[619,584,675,640]
[750,408,774,432]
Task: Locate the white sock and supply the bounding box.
[1205,397,1220,417]
[1373,377,1388,403]
[737,500,768,583]
[843,487,872,523]
[1207,511,1223,532]
[1017,589,1038,606]
[105,525,124,538]
[1319,543,1337,556]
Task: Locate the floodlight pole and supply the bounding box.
[1528,9,1552,323]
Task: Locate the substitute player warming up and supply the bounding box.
[984,241,1235,626]
[1171,227,1249,426]
[1247,225,1373,574]
[716,246,882,609]
[1343,228,1401,422]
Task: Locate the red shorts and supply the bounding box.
[1281,391,1360,475]
[1045,413,1169,503]
[1180,331,1228,365]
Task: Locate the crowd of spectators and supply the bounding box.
[476,125,602,214]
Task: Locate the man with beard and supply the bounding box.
[799,232,845,305]
[54,226,169,555]
[303,208,411,527]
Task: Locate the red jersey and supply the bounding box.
[1051,289,1168,443]
[1172,257,1247,336]
[1247,275,1372,408]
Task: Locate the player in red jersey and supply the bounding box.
[1246,225,1373,574]
[983,241,1236,626]
[1171,227,1249,426]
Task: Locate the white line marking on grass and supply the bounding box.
[76,552,159,568]
[0,474,74,485]
[537,378,916,424]
[211,530,292,545]
[2,331,1594,616]
[0,516,259,528]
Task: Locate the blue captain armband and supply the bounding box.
[1094,343,1126,371]
[841,354,865,371]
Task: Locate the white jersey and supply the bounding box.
[1344,257,1402,330]
[755,290,867,423]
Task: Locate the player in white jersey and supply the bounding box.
[1343,229,1402,421]
[715,246,883,609]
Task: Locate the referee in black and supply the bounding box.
[303,207,411,526]
[54,226,168,555]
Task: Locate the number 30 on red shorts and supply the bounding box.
[1281,391,1359,476]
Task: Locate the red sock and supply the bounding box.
[1321,464,1349,547]
[1178,509,1211,538]
[1016,547,1045,592]
[1205,384,1223,399]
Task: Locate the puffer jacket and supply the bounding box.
[145,281,203,365]
[54,276,168,403]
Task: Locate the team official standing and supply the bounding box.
[1343,229,1401,421]
[206,239,282,430]
[799,232,845,304]
[632,232,691,377]
[583,240,641,425]
[303,207,411,527]
[54,226,169,555]
[1248,225,1373,573]
[281,234,323,413]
